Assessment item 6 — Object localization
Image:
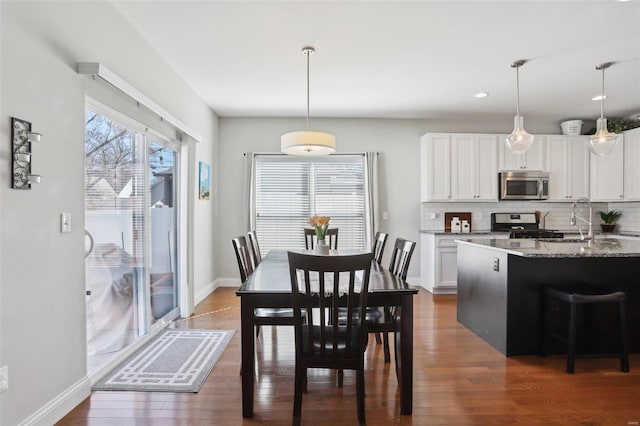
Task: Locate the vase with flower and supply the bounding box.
[309,215,331,254]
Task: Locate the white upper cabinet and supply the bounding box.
[623,128,640,201]
[498,135,546,171]
[421,133,498,202]
[590,134,624,201]
[421,134,451,201]
[546,136,590,201]
[465,134,499,200]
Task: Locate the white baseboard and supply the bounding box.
[405,275,421,288]
[431,287,457,295]
[195,280,217,306]
[194,278,240,306]
[215,277,241,287]
[19,376,91,426]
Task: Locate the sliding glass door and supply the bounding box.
[148,140,178,323]
[84,106,179,373]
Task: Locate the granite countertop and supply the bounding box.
[456,237,640,258]
[422,229,640,238]
[419,230,507,235]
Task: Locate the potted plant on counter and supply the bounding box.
[597,210,622,233]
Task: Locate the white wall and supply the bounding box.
[0,2,218,425]
[217,117,561,284]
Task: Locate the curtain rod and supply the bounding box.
[243,152,376,157]
[77,62,202,142]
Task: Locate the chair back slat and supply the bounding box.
[372,231,388,264]
[247,230,262,268]
[304,228,339,249]
[288,252,373,362]
[388,238,416,281]
[231,236,254,282]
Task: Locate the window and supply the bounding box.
[254,155,365,252]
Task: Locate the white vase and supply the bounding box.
[315,239,330,255]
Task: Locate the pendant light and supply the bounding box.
[281,47,336,156]
[588,62,617,156]
[505,59,534,154]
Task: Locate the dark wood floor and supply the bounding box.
[58,287,640,425]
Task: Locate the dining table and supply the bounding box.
[236,249,419,418]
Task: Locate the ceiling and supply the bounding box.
[112,1,640,123]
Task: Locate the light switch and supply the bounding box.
[382,211,389,220]
[61,212,71,233]
[0,365,8,392]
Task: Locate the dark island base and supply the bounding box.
[457,244,640,356]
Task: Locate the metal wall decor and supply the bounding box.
[11,117,42,189]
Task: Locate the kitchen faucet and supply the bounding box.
[570,197,593,241]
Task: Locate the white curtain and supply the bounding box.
[243,152,256,233]
[364,152,380,250]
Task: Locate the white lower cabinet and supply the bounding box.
[437,247,458,289]
[420,233,509,294]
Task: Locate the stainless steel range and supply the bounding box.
[491,212,564,239]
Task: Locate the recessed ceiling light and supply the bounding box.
[618,0,631,3]
[473,92,489,98]
[592,95,608,101]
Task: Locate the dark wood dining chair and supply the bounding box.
[389,237,416,281]
[304,227,338,249]
[247,230,262,269]
[288,251,373,426]
[367,237,416,365]
[367,231,389,351]
[372,231,388,265]
[231,236,253,282]
[232,236,295,338]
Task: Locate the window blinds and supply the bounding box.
[254,155,365,252]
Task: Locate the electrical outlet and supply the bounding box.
[493,257,500,271]
[0,365,8,392]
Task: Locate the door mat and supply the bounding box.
[93,329,234,392]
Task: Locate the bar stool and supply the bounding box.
[542,284,629,374]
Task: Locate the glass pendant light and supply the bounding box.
[505,59,534,154]
[281,47,336,156]
[588,62,617,156]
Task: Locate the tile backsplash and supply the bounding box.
[419,201,630,233]
[607,202,640,232]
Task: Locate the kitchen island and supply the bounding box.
[456,238,640,356]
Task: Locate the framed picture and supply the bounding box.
[199,161,210,200]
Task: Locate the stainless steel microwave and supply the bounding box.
[499,171,549,200]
